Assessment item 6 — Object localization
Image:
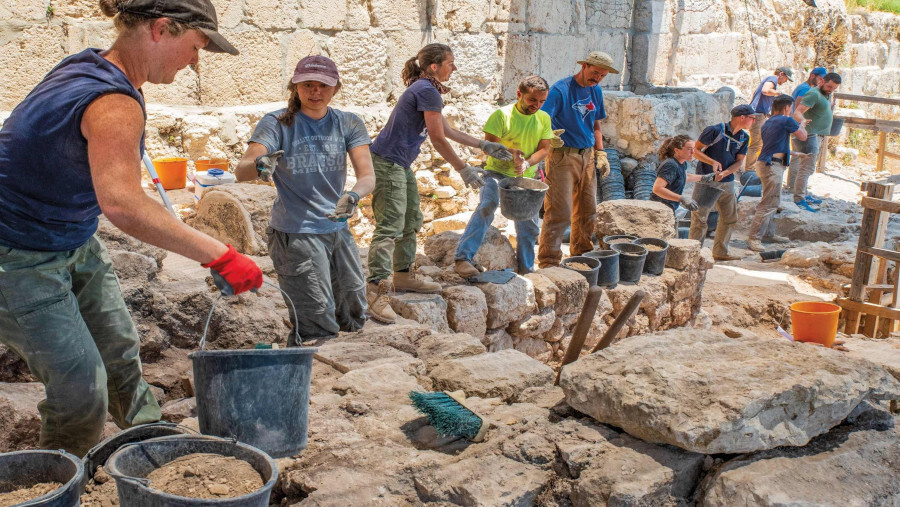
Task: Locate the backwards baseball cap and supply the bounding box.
[776,66,794,81]
[116,0,238,55]
[731,104,756,117]
[291,55,340,86]
[811,67,827,77]
[577,51,620,74]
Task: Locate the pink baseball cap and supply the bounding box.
[291,55,339,86]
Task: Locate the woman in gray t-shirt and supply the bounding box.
[236,55,375,345]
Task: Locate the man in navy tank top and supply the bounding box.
[0,0,262,456]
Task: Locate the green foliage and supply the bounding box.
[846,0,900,14]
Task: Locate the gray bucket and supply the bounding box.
[691,183,724,209]
[829,117,844,137]
[83,422,194,483]
[190,347,316,458]
[611,243,648,284]
[584,250,619,288]
[632,238,669,276]
[0,450,84,506]
[561,256,600,286]
[601,234,639,249]
[105,435,277,507]
[498,177,548,221]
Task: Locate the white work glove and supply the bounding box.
[255,150,283,182]
[679,195,700,211]
[700,173,716,183]
[479,140,512,161]
[595,150,610,179]
[459,165,486,189]
[327,191,360,222]
[549,129,566,149]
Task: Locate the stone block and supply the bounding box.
[314,341,424,375]
[326,30,390,106]
[539,35,584,86]
[560,329,900,454]
[198,30,284,106]
[245,0,301,29]
[160,397,196,423]
[0,24,66,111]
[433,0,490,31]
[442,285,488,339]
[429,349,555,402]
[299,0,346,29]
[333,363,421,399]
[507,308,556,338]
[431,211,473,234]
[424,228,516,270]
[446,33,498,98]
[524,272,557,311]
[665,238,701,270]
[843,336,900,381]
[388,293,450,333]
[414,455,548,505]
[476,275,537,329]
[513,336,553,362]
[0,382,43,451]
[416,170,439,195]
[596,199,677,241]
[433,185,457,199]
[416,332,486,367]
[338,319,433,355]
[537,267,589,316]
[369,0,427,30]
[483,328,514,352]
[500,33,540,102]
[528,0,582,34]
[285,29,324,79]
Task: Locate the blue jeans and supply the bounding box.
[454,173,540,273]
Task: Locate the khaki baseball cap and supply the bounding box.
[776,66,794,81]
[116,0,238,55]
[577,51,620,74]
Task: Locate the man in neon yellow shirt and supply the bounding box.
[454,76,554,277]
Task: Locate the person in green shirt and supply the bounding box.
[791,72,841,210]
[454,76,554,277]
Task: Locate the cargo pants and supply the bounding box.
[367,153,423,283]
[788,133,819,201]
[0,235,161,457]
[748,160,786,241]
[688,180,738,258]
[267,227,367,345]
[538,147,596,268]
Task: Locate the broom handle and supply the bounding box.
[142,152,177,217]
[555,286,603,385]
[590,290,646,354]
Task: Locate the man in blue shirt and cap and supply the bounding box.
[746,67,793,168]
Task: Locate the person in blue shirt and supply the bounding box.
[786,67,826,194]
[746,67,793,168]
[235,55,375,346]
[537,51,617,268]
[747,94,809,252]
[688,104,755,261]
[0,0,262,457]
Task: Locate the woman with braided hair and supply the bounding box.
[650,135,714,214]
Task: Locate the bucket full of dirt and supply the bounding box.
[105,435,277,507]
[0,449,84,506]
[498,177,548,221]
[83,422,195,483]
[690,183,724,210]
[632,238,669,276]
[561,256,600,286]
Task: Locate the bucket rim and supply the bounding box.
[632,237,669,250]
[562,256,600,270]
[610,243,648,255]
[586,249,618,258]
[6,449,84,505]
[789,301,841,314]
[189,347,318,358]
[498,176,549,191]
[105,435,278,503]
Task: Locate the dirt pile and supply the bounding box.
[145,453,263,499]
[0,483,62,505]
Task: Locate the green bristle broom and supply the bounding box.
[409,390,489,442]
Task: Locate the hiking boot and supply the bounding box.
[393,270,442,294]
[713,253,742,261]
[765,235,791,244]
[454,259,480,279]
[366,280,397,324]
[747,239,765,252]
[795,200,819,213]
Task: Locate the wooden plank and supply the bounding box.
[861,246,900,264]
[886,151,900,161]
[834,92,900,106]
[861,196,900,214]
[816,136,828,173]
[836,298,900,321]
[863,258,889,336]
[835,117,900,135]
[878,132,887,174]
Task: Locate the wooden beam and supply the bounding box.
[862,246,900,264]
[837,298,900,321]
[878,132,887,174]
[886,151,900,161]
[835,116,900,135]
[861,196,900,214]
[835,92,900,107]
[863,258,889,336]
[846,182,895,333]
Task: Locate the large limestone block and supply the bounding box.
[524,272,557,310]
[414,455,548,505]
[244,0,302,29]
[699,424,900,506]
[0,24,67,110]
[415,332,486,368]
[326,30,389,106]
[475,275,537,329]
[596,199,676,241]
[560,329,900,454]
[536,267,588,316]
[314,341,424,375]
[369,0,428,29]
[442,285,488,339]
[507,308,556,338]
[447,33,498,98]
[185,183,276,256]
[0,382,44,451]
[198,30,284,106]
[388,293,450,333]
[665,238,702,270]
[298,0,346,29]
[333,363,421,399]
[424,228,516,270]
[429,349,555,402]
[337,319,433,355]
[843,336,900,381]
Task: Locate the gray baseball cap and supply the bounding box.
[776,66,794,81]
[117,0,238,55]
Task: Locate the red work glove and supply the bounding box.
[202,245,263,295]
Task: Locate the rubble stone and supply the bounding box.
[442,285,488,339]
[185,184,276,255]
[507,308,556,338]
[414,455,548,505]
[665,238,702,270]
[429,350,555,402]
[595,200,677,241]
[537,267,588,315]
[160,397,196,423]
[388,293,450,333]
[415,333,486,368]
[475,275,537,329]
[314,341,424,376]
[560,329,900,454]
[423,228,516,270]
[483,328,515,352]
[524,272,557,310]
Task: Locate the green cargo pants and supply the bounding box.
[0,234,161,457]
[367,153,423,283]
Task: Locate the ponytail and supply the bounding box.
[401,43,453,86]
[658,135,692,161]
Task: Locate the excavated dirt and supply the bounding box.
[606,238,633,244]
[81,467,119,507]
[145,453,263,499]
[566,262,592,271]
[0,482,62,505]
[643,244,665,251]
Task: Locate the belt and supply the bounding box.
[555,146,593,155]
[770,157,786,166]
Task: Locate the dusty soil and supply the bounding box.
[145,453,263,499]
[0,482,62,505]
[566,262,592,270]
[606,238,633,244]
[643,244,665,251]
[81,467,119,507]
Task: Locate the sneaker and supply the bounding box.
[795,200,819,213]
[454,259,480,279]
[393,270,442,294]
[747,239,765,252]
[764,235,792,244]
[805,194,823,205]
[366,280,397,324]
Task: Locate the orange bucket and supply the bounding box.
[195,158,228,172]
[152,157,188,190]
[790,301,841,347]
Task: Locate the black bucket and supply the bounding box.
[190,348,316,458]
[829,117,844,137]
[611,243,648,284]
[706,210,719,234]
[760,249,787,262]
[632,238,669,275]
[601,234,639,249]
[105,435,277,507]
[83,422,194,483]
[498,177,548,221]
[691,183,724,209]
[584,250,619,289]
[561,256,600,286]
[677,227,690,239]
[0,450,84,506]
